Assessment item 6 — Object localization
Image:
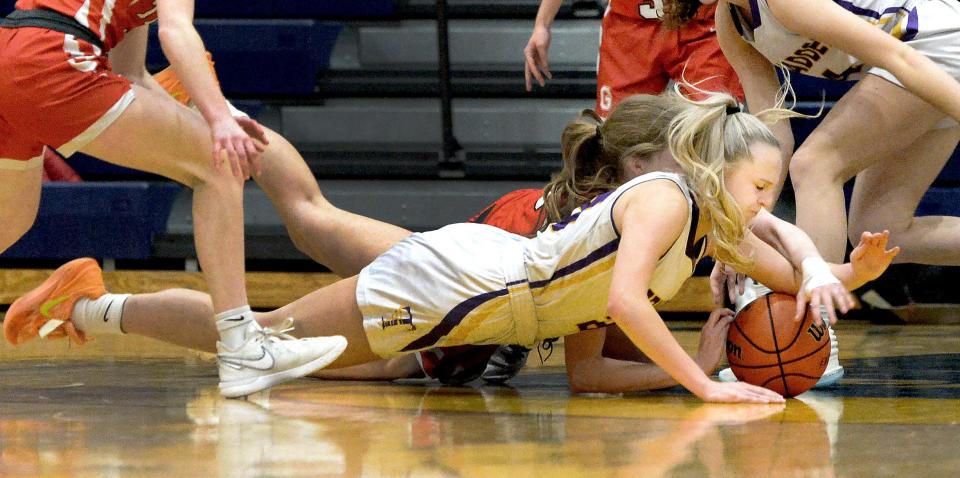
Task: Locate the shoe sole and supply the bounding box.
[4,258,103,345]
[813,366,844,388]
[218,336,349,398]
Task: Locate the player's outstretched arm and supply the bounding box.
[609,183,783,403]
[564,309,734,394]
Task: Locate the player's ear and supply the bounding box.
[623,156,645,180]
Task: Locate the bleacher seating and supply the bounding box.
[193,0,396,19]
[0,182,180,260]
[3,0,960,281]
[145,21,342,96]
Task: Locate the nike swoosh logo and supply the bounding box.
[219,346,276,371]
[40,296,70,319]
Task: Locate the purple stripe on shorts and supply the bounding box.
[529,238,620,289]
[399,288,509,352]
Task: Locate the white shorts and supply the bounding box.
[868,0,960,128]
[356,223,539,358]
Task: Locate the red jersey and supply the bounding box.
[15,0,158,50]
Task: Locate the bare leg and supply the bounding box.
[256,276,381,368]
[0,164,42,253]
[80,85,248,313]
[120,289,218,353]
[309,355,422,380]
[849,126,960,264]
[252,129,411,277]
[789,76,947,262]
[117,286,420,379]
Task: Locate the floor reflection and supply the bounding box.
[1,319,959,477]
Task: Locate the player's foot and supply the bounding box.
[217,318,348,398]
[481,344,530,384]
[816,324,844,387]
[3,258,107,345]
[718,324,844,387]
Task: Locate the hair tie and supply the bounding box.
[594,124,604,153]
[725,103,742,115]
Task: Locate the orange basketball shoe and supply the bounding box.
[3,258,106,346]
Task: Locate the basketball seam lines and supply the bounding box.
[766,295,791,396]
[726,340,829,368]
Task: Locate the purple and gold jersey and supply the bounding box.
[524,172,706,340]
[731,0,960,82]
[356,172,706,358]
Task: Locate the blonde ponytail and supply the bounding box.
[546,85,805,269]
[666,83,806,269]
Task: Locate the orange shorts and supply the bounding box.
[0,27,134,169]
[596,2,744,116]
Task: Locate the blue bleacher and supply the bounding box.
[1,182,181,260]
[193,0,395,19]
[0,0,12,16]
[145,20,342,96]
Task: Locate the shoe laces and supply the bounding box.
[256,317,297,343]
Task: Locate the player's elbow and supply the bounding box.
[605,290,636,321]
[566,361,602,393]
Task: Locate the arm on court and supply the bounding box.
[564,328,681,393]
[564,309,734,393]
[609,183,782,403]
[767,0,960,122]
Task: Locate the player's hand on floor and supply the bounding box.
[698,381,785,404]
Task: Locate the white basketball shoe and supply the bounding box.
[217,318,348,398]
[717,279,844,387]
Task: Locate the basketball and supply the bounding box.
[725,293,831,397]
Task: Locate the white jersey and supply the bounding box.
[730,0,960,83]
[356,172,707,357]
[524,172,707,340]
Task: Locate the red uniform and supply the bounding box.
[0,0,157,167]
[596,1,743,116]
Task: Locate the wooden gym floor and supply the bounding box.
[1,306,958,477]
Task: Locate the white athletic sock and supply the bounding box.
[216,305,260,349]
[72,294,131,336]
